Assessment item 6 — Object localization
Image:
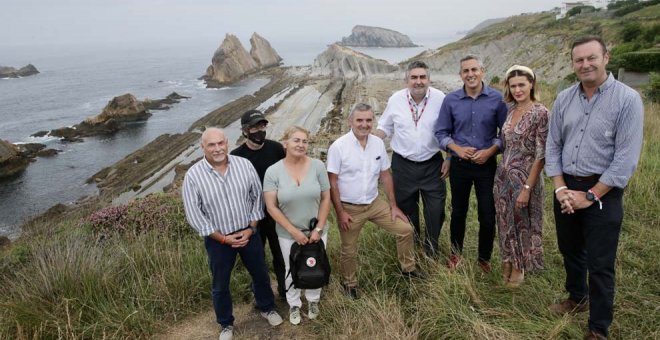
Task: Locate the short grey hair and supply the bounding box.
[405,60,430,81]
[459,55,484,71]
[349,103,374,120]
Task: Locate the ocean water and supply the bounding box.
[0,36,458,239]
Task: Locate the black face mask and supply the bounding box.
[246,130,266,145]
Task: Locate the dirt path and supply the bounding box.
[155,301,317,340]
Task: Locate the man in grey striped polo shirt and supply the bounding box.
[182,127,283,340]
[545,36,644,340]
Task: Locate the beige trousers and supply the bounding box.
[340,197,416,287]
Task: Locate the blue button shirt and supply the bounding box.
[434,84,508,154]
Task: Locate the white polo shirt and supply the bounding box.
[377,87,445,162]
[326,131,390,205]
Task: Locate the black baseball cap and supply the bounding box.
[241,110,268,128]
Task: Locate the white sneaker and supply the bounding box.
[308,301,320,320]
[219,325,233,340]
[289,306,302,325]
[260,310,283,326]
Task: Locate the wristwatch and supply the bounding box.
[314,227,323,234]
[523,184,531,190]
[586,190,596,202]
[249,225,258,234]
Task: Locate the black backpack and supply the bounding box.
[286,218,331,290]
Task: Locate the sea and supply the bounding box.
[0,35,460,239]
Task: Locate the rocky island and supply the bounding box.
[0,64,39,78]
[338,25,419,48]
[201,32,282,88]
[33,92,189,142]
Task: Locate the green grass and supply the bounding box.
[1,103,658,339]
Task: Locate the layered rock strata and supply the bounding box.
[339,25,418,47]
[202,33,282,87]
[312,44,398,80]
[0,64,39,78]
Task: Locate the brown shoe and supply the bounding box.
[447,254,463,270]
[477,260,492,273]
[502,262,512,283]
[583,330,607,339]
[549,298,588,315]
[505,268,524,288]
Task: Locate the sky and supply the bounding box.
[1,0,562,48]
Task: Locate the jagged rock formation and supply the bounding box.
[312,44,398,80]
[339,25,418,48]
[250,33,283,68]
[38,93,189,141]
[202,33,282,87]
[0,64,39,78]
[0,140,49,178]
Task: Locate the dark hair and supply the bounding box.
[405,61,429,80]
[504,70,538,103]
[349,103,373,119]
[571,36,607,58]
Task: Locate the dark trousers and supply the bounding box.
[554,175,623,337]
[205,232,275,327]
[391,152,446,256]
[448,157,497,261]
[259,214,287,298]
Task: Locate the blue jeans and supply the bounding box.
[204,232,275,327]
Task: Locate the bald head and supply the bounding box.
[201,127,228,166]
[201,127,225,145]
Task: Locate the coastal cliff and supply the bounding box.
[0,64,39,78]
[312,44,398,80]
[202,33,282,87]
[339,25,418,48]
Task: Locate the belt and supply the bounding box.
[394,152,441,164]
[565,174,600,182]
[341,201,369,206]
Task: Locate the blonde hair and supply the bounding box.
[281,125,310,141]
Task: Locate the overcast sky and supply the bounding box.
[2,0,562,48]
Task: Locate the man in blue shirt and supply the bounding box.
[434,55,507,272]
[545,36,643,340]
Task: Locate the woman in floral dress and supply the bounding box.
[493,65,549,288]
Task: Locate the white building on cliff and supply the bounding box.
[556,0,612,19]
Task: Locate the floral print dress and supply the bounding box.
[493,102,549,272]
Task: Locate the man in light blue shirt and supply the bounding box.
[545,36,644,340]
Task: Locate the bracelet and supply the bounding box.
[554,186,568,194]
[220,235,226,245]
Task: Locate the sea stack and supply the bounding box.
[250,32,283,68]
[312,44,398,80]
[202,33,282,87]
[339,25,419,48]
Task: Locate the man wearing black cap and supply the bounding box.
[231,109,287,298]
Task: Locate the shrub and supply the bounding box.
[645,72,660,102]
[616,50,660,72]
[567,5,596,17]
[621,22,643,42]
[80,193,192,240]
[490,75,501,85]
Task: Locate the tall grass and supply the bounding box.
[1,104,658,339]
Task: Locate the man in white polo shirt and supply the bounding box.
[328,103,422,299]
